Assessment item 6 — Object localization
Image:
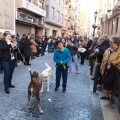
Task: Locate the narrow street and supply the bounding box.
[0,54,103,120]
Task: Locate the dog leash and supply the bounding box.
[17,45,31,71]
[50,64,68,72]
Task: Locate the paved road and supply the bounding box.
[0,54,104,120]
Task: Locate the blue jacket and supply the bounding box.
[53,48,71,65]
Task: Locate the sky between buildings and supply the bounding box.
[80,0,99,23]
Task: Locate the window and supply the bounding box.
[116,17,119,32]
[32,0,38,6]
[57,11,60,21]
[108,22,110,34]
[39,1,43,9]
[61,0,64,7]
[51,7,54,18]
[46,6,49,17]
[111,20,113,34]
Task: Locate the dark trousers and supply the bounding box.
[25,57,30,65]
[93,63,100,93]
[56,65,68,89]
[80,53,85,64]
[1,60,16,90]
[90,60,94,75]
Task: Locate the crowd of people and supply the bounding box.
[0,31,120,96]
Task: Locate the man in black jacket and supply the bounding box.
[92,35,110,95]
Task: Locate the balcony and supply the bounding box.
[44,17,65,27]
[16,11,39,26]
[16,0,46,17]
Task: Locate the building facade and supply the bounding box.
[0,0,15,34]
[64,0,76,36]
[44,0,65,37]
[99,0,120,37]
[16,0,46,36]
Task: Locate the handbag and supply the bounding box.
[89,52,96,62]
[102,68,113,85]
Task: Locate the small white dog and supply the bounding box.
[40,63,53,92]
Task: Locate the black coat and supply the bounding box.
[22,39,32,57]
[96,40,110,63]
[0,39,12,61]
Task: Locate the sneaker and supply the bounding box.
[68,69,71,73]
[91,91,98,95]
[76,69,79,74]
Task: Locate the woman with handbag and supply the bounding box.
[100,36,120,100]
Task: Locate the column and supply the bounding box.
[31,26,35,34]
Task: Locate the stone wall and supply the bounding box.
[0,0,15,33]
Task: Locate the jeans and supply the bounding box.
[89,60,94,75]
[68,55,79,70]
[56,65,68,89]
[1,60,16,90]
[93,63,101,93]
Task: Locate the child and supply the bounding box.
[53,40,71,93]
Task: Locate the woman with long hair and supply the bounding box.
[67,36,79,74]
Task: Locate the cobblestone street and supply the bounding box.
[0,54,104,120]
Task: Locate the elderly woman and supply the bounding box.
[100,36,120,100]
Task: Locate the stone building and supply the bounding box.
[15,0,46,36]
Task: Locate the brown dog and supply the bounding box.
[28,69,43,113]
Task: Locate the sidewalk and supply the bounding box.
[89,74,120,120]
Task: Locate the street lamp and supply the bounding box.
[93,10,98,36]
[94,10,98,23]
